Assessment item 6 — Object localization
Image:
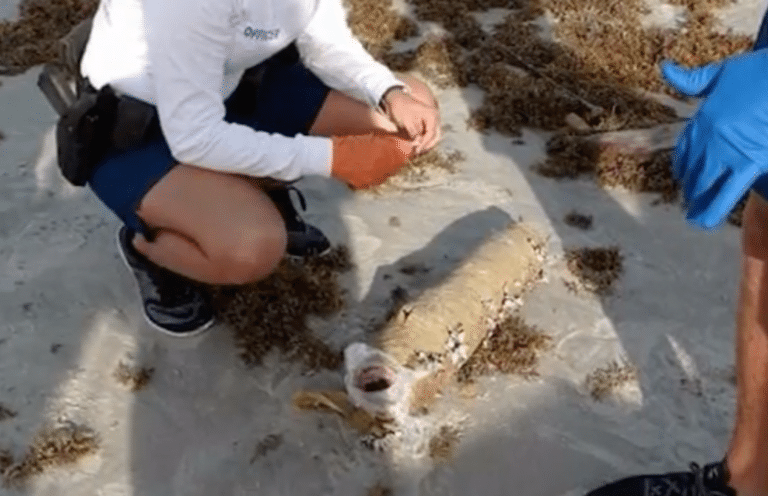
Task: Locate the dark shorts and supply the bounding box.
[757,9,768,51]
[87,44,331,235]
[749,9,768,198]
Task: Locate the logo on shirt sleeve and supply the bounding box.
[244,27,280,41]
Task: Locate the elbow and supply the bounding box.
[166,127,220,167]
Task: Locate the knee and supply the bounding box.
[213,225,287,285]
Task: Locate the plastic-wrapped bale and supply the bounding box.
[348,222,545,415]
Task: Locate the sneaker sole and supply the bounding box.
[115,228,216,338]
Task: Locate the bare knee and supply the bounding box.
[213,225,287,285]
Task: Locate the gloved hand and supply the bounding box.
[331,134,416,189]
[660,49,768,229]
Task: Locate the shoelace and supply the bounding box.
[144,264,196,306]
[268,185,308,229]
[692,463,709,496]
[284,185,307,225]
[645,463,726,496]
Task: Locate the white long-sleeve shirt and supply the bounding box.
[80,0,404,180]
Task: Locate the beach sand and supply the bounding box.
[0,0,766,494]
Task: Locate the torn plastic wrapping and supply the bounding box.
[343,342,419,420]
[347,223,546,415]
[296,223,545,429]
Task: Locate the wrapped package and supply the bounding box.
[349,222,545,415]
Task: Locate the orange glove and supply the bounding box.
[331,134,416,189]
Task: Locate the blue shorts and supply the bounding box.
[87,44,331,235]
[757,9,768,51]
[748,9,768,197]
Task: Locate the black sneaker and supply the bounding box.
[586,460,735,496]
[116,226,215,337]
[265,186,331,258]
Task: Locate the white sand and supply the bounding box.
[0,0,21,21]
[0,1,764,495]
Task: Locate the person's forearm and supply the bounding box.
[726,191,768,496]
[295,0,404,108]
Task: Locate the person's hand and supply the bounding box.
[381,87,441,155]
[330,134,416,189]
[660,49,768,229]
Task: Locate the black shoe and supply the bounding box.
[265,186,331,258]
[586,460,735,496]
[116,226,215,337]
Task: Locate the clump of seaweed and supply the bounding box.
[409,0,521,28]
[209,246,353,371]
[665,0,733,10]
[0,0,97,74]
[2,423,99,488]
[403,0,749,137]
[344,0,419,57]
[563,210,593,230]
[661,11,752,70]
[367,483,393,496]
[469,71,583,135]
[428,425,462,462]
[360,418,399,451]
[540,0,751,97]
[565,246,623,295]
[458,314,552,382]
[370,148,465,192]
[113,361,154,392]
[595,148,677,202]
[0,449,13,474]
[536,134,600,179]
[0,404,17,421]
[249,434,283,464]
[538,135,678,202]
[464,7,680,134]
[380,35,468,88]
[398,148,465,182]
[585,359,639,401]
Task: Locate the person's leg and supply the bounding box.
[307,75,438,139]
[724,191,768,496]
[582,152,768,496]
[583,8,768,495]
[722,10,768,494]
[127,72,438,285]
[583,198,768,495]
[133,164,287,285]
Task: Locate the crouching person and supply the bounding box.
[46,0,441,336]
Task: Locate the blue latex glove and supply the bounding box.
[660,49,768,229]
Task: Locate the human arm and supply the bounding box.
[296,0,442,154]
[294,0,405,111]
[723,191,768,496]
[143,0,332,181]
[660,49,768,229]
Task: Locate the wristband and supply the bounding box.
[378,85,409,114]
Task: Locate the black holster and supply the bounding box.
[38,16,161,187]
[54,86,160,186]
[55,84,117,186]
